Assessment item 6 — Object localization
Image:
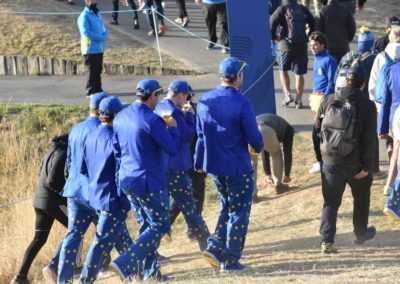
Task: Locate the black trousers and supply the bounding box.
[175,0,188,18]
[112,0,138,21]
[202,3,229,47]
[170,169,207,225]
[320,163,372,244]
[17,206,68,278]
[84,53,103,96]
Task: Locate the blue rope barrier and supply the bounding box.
[0,8,149,15]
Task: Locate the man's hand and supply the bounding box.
[354,170,369,180]
[378,134,388,140]
[358,5,364,11]
[165,117,177,128]
[266,175,275,187]
[197,168,204,173]
[195,0,202,5]
[282,176,291,183]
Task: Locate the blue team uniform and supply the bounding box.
[111,102,180,280]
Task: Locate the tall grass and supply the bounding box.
[0,104,86,283]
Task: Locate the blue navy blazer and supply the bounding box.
[62,116,100,201]
[154,99,195,172]
[81,125,131,211]
[113,102,181,193]
[194,86,264,176]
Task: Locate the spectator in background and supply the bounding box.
[336,0,366,14]
[269,0,282,63]
[308,31,337,174]
[301,0,321,16]
[196,0,229,54]
[315,64,377,255]
[11,135,70,284]
[78,0,108,97]
[374,16,400,53]
[111,0,140,29]
[175,0,190,27]
[251,113,294,200]
[270,0,315,109]
[146,0,166,36]
[317,0,356,63]
[369,27,400,195]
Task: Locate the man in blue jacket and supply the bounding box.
[78,0,108,96]
[155,80,210,250]
[195,57,264,272]
[79,96,132,284]
[111,79,180,282]
[58,92,108,283]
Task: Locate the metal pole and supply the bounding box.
[151,7,163,67]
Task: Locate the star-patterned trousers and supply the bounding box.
[113,188,170,280]
[58,198,98,284]
[167,170,210,242]
[207,172,254,262]
[79,208,131,284]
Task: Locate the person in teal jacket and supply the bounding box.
[77,0,108,96]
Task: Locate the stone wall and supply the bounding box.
[0,55,203,76]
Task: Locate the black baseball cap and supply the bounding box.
[387,16,400,27]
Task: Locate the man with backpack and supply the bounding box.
[370,27,400,196]
[317,0,356,63]
[270,0,315,109]
[315,64,377,254]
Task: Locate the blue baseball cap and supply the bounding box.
[219,57,249,79]
[136,79,163,97]
[90,92,109,110]
[99,96,123,116]
[168,80,190,95]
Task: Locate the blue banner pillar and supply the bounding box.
[226,0,276,115]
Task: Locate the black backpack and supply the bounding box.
[319,98,357,158]
[284,3,307,43]
[335,51,374,92]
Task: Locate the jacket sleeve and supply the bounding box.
[360,102,377,172]
[112,133,121,193]
[270,6,283,41]
[261,150,272,175]
[80,145,89,177]
[347,12,356,42]
[150,117,181,156]
[368,55,380,101]
[174,109,195,144]
[314,98,330,162]
[194,113,205,171]
[241,99,264,153]
[304,6,316,34]
[79,14,106,42]
[377,71,392,135]
[46,149,67,189]
[325,58,338,97]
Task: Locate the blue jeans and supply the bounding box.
[79,208,131,283]
[207,172,254,262]
[320,163,372,244]
[58,198,98,284]
[146,0,164,30]
[114,188,170,280]
[167,170,209,242]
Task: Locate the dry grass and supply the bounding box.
[0,0,188,68]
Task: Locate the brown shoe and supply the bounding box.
[158,24,166,36]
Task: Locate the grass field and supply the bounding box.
[1,105,399,283]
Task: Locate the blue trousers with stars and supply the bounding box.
[113,188,170,280]
[58,198,99,284]
[79,208,132,284]
[167,170,209,241]
[207,172,254,262]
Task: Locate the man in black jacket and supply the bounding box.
[270,0,315,109]
[315,64,377,254]
[12,134,70,284]
[317,0,356,63]
[374,16,400,53]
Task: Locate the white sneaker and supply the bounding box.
[384,185,394,196]
[309,162,321,174]
[42,266,57,284]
